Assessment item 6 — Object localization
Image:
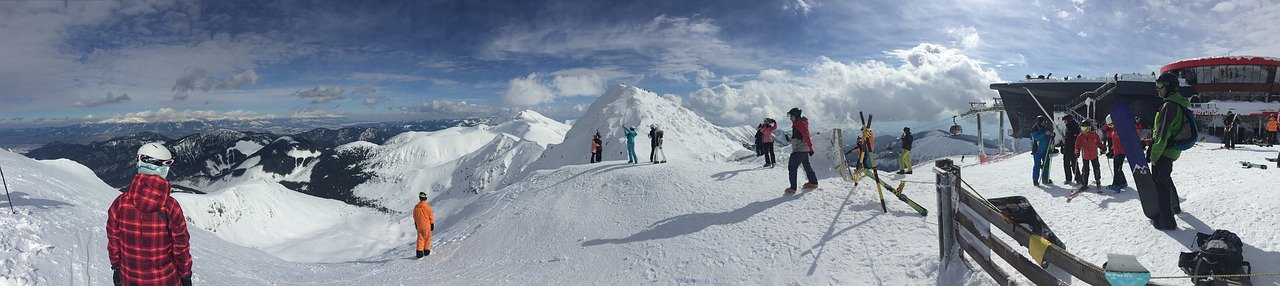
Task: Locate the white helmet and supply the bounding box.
[1105,114,1113,125]
[137,143,173,161]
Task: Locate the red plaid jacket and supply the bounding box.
[107,174,192,285]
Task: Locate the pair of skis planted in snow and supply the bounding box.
[844,112,927,216]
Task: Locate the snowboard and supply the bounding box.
[988,196,1066,248]
[1110,101,1160,220]
[1241,161,1268,169]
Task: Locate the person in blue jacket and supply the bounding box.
[1031,116,1055,186]
[625,126,639,164]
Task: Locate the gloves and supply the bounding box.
[1106,152,1113,159]
[430,223,434,231]
[181,276,193,286]
[808,151,814,156]
[113,268,121,286]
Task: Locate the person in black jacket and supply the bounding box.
[897,127,914,174]
[1223,111,1237,150]
[1059,115,1081,184]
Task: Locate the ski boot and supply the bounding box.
[1042,179,1053,185]
[802,182,818,189]
[1033,180,1041,187]
[784,187,797,195]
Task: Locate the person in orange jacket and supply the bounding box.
[413,192,435,259]
[1267,116,1278,145]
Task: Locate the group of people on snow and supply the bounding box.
[591,125,665,164]
[1029,72,1194,230]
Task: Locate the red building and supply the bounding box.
[1162,56,1280,142]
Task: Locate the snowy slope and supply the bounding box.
[491,110,571,147]
[534,85,750,169]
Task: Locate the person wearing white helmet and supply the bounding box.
[107,143,193,285]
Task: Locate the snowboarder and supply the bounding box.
[108,143,193,286]
[625,127,639,164]
[1267,116,1278,145]
[1103,115,1128,191]
[898,127,914,174]
[1031,116,1054,186]
[1223,111,1238,150]
[1149,72,1193,230]
[590,132,603,163]
[784,108,817,195]
[1075,120,1104,190]
[1060,115,1082,185]
[760,118,778,168]
[413,192,435,258]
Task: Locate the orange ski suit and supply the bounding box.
[413,200,435,251]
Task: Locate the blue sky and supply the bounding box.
[0,0,1276,128]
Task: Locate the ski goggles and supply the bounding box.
[139,155,175,166]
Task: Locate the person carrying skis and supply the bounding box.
[1149,72,1193,230]
[1059,115,1081,185]
[590,132,603,163]
[1031,116,1054,186]
[1267,116,1278,145]
[625,127,639,164]
[1074,120,1104,190]
[1103,115,1128,191]
[108,143,193,286]
[761,118,778,168]
[413,192,435,258]
[898,127,914,174]
[1223,111,1237,150]
[784,108,817,195]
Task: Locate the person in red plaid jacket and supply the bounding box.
[107,143,193,286]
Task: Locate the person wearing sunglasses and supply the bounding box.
[107,143,194,285]
[1147,72,1192,230]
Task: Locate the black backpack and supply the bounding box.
[1179,229,1252,285]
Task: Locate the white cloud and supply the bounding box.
[501,74,556,106]
[349,72,425,82]
[97,108,342,123]
[1077,31,1089,37]
[362,95,390,107]
[1056,10,1072,20]
[551,73,606,97]
[784,0,818,15]
[662,93,683,107]
[429,78,459,86]
[172,68,261,100]
[1210,1,1236,13]
[399,99,494,115]
[73,92,132,108]
[293,86,346,104]
[483,15,759,82]
[686,43,1000,128]
[946,26,981,49]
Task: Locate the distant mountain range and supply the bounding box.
[0,118,493,152]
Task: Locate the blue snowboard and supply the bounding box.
[1110,101,1160,220]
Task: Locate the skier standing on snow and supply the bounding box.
[755,124,765,157]
[648,125,666,163]
[107,143,193,286]
[761,118,777,168]
[1031,116,1054,186]
[784,108,818,195]
[1074,120,1104,190]
[1103,115,1128,191]
[413,192,435,258]
[1059,115,1082,185]
[1223,111,1237,150]
[590,132,603,163]
[625,127,639,164]
[1149,72,1192,230]
[1267,116,1278,145]
[898,127,914,174]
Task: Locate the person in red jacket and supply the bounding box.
[590,132,603,163]
[1103,115,1127,191]
[784,108,817,195]
[108,143,193,286]
[1074,120,1104,190]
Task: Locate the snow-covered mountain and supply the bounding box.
[534,85,751,169]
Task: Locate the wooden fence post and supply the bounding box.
[936,159,961,269]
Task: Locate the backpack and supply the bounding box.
[1167,102,1199,151]
[1178,229,1251,286]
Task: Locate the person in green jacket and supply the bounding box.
[1148,72,1191,230]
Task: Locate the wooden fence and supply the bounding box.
[934,159,1161,286]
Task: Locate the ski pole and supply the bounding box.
[1,163,13,214]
